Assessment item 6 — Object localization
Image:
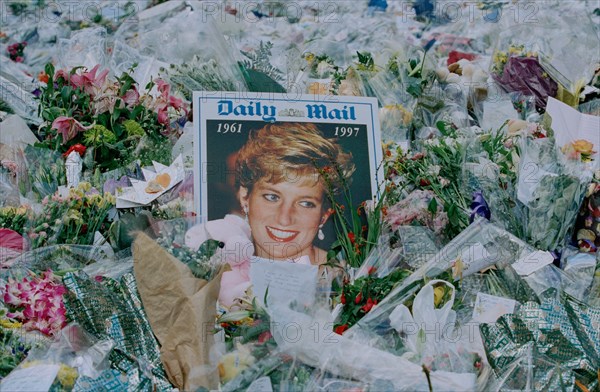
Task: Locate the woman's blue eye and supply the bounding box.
[263,194,279,202]
[299,201,317,208]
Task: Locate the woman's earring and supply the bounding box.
[318,224,324,240]
[243,206,249,223]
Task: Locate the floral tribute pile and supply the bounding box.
[1,0,600,391]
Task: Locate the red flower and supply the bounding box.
[361,298,377,313]
[367,266,377,275]
[420,178,431,186]
[62,143,87,158]
[258,330,273,343]
[348,232,356,245]
[447,50,478,66]
[340,292,346,305]
[354,292,362,304]
[334,324,349,335]
[411,152,425,160]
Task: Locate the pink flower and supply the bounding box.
[122,86,140,107]
[3,280,23,306]
[169,95,184,111]
[2,270,67,336]
[156,79,171,97]
[153,79,188,126]
[157,107,169,125]
[51,116,93,143]
[54,69,70,82]
[71,64,109,94]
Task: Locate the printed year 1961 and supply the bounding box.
[334,126,359,137]
[216,123,242,134]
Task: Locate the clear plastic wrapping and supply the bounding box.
[0,323,114,391]
[517,137,593,251]
[268,302,478,391]
[343,220,535,383]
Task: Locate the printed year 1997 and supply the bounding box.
[334,126,359,137]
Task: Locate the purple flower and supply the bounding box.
[493,56,558,110]
[469,190,491,223]
[32,88,42,98]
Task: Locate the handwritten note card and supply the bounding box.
[249,256,318,307]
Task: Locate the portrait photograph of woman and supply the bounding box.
[204,120,373,265]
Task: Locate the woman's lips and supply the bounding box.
[266,226,299,242]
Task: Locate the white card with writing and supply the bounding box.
[472,292,517,324]
[0,364,60,392]
[249,256,318,307]
[512,250,554,276]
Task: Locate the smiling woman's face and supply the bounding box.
[240,177,326,261]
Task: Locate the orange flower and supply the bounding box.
[37,71,49,84]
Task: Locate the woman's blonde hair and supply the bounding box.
[235,123,355,195]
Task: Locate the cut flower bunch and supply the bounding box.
[35,63,188,172]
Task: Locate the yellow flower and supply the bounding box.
[0,318,22,328]
[452,257,464,281]
[304,53,315,63]
[433,286,445,307]
[572,140,595,155]
[218,347,255,383]
[81,182,92,192]
[57,364,78,388]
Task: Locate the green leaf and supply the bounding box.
[436,121,447,135]
[427,197,438,215]
[61,86,72,105]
